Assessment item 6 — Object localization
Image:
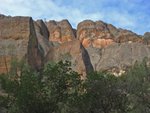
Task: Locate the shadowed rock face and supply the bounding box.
[36,20,49,40]
[0,15,150,75]
[34,20,53,57]
[27,18,42,71]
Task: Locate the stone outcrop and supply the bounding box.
[0,15,42,73]
[36,20,49,40]
[46,19,76,44]
[76,20,147,75]
[96,42,150,73]
[34,20,52,57]
[77,20,115,48]
[0,14,150,75]
[143,32,150,44]
[77,20,143,48]
[114,28,143,43]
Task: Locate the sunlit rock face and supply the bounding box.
[77,20,143,48]
[46,19,76,44]
[82,38,114,48]
[77,20,115,48]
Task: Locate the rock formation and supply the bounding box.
[143,32,150,44]
[46,19,76,43]
[0,14,150,76]
[0,14,42,73]
[45,40,93,78]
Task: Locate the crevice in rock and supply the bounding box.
[81,44,94,74]
[27,17,43,71]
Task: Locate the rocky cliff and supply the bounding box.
[0,14,150,76]
[0,14,42,73]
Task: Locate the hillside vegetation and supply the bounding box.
[0,59,150,113]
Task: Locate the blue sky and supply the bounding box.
[0,0,150,35]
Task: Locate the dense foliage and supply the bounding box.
[0,60,150,113]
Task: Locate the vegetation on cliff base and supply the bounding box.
[0,60,150,113]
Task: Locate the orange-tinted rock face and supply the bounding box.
[77,20,114,40]
[46,20,75,44]
[77,20,115,48]
[82,38,91,48]
[0,56,11,73]
[49,27,61,42]
[82,38,114,48]
[77,20,143,48]
[93,38,114,48]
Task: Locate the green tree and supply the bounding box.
[41,60,83,113]
[123,60,150,113]
[0,62,42,113]
[0,60,83,113]
[81,71,128,113]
